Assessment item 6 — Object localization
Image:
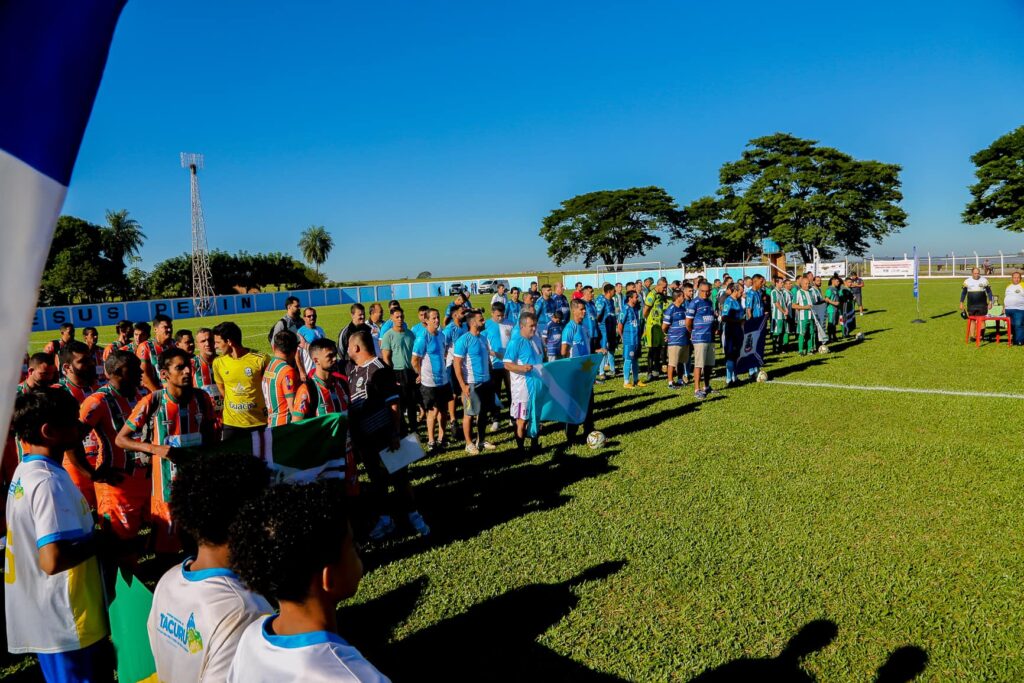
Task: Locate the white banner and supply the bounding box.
[804,261,847,277]
[870,259,915,277]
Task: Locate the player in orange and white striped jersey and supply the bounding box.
[263,330,300,427]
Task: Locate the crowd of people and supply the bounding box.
[4,270,865,682]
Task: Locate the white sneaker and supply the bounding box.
[479,441,497,450]
[369,515,396,541]
[487,420,500,433]
[465,442,480,455]
[408,511,431,537]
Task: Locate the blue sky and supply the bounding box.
[63,0,1024,280]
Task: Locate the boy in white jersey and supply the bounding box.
[5,388,110,681]
[148,450,273,682]
[228,482,389,682]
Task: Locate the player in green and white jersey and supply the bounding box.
[770,277,791,353]
[791,277,816,356]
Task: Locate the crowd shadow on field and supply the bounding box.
[363,444,622,569]
[930,310,957,320]
[343,561,630,682]
[688,619,928,683]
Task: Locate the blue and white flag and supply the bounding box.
[0,0,126,436]
[526,354,602,436]
[912,246,920,299]
[735,317,767,374]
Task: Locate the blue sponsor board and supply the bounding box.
[358,286,375,303]
[325,288,341,305]
[71,305,99,327]
[125,301,151,324]
[392,284,410,300]
[99,303,125,326]
[254,293,275,312]
[341,288,358,304]
[308,289,326,307]
[410,283,429,298]
[236,295,256,314]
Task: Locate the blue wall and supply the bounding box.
[32,267,693,332]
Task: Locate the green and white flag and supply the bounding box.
[182,413,349,484]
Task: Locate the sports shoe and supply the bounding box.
[488,420,500,433]
[465,442,480,455]
[694,390,707,400]
[407,511,431,537]
[668,383,681,391]
[479,441,497,450]
[596,373,606,381]
[623,382,635,389]
[636,380,647,387]
[426,440,436,454]
[369,515,396,541]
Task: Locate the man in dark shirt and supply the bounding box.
[345,329,430,540]
[337,303,373,372]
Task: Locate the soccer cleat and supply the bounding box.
[407,511,431,537]
[694,390,707,400]
[369,515,396,541]
[479,441,497,450]
[623,382,635,389]
[465,442,480,455]
[636,380,647,387]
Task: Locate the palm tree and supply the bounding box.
[102,209,146,298]
[298,225,334,277]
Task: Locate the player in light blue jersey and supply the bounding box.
[503,312,544,453]
[504,288,522,325]
[561,300,603,446]
[442,306,468,442]
[743,274,766,378]
[721,283,746,386]
[410,305,430,339]
[483,302,513,430]
[453,310,497,454]
[411,309,451,451]
[617,290,644,388]
[595,284,618,379]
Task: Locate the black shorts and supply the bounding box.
[420,383,453,411]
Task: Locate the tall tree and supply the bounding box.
[39,216,115,305]
[102,209,146,297]
[679,133,907,265]
[297,225,334,277]
[540,187,682,268]
[963,125,1024,233]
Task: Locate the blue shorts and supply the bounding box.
[37,639,108,683]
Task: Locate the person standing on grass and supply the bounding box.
[453,310,497,455]
[792,277,816,356]
[505,287,522,326]
[56,341,101,510]
[410,305,431,339]
[411,309,451,453]
[596,283,618,379]
[104,320,134,361]
[960,267,993,317]
[483,302,513,427]
[503,312,544,454]
[662,286,691,389]
[581,285,601,358]
[822,275,842,344]
[643,278,670,381]
[338,304,372,364]
[685,281,717,400]
[490,282,508,307]
[263,331,300,427]
[1004,271,1024,346]
[850,271,865,315]
[138,314,174,394]
[82,327,106,386]
[5,389,111,682]
[560,300,603,446]
[148,451,273,683]
[770,277,791,353]
[191,327,223,424]
[721,283,746,387]
[213,322,270,441]
[270,296,303,341]
[118,348,218,554]
[380,307,418,433]
[227,482,390,683]
[347,329,430,540]
[443,306,468,443]
[553,282,571,321]
[543,310,565,362]
[618,290,644,388]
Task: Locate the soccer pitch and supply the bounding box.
[15,278,1024,680]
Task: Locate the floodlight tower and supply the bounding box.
[180,153,215,315]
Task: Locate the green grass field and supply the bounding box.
[11,279,1024,681]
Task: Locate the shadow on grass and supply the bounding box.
[363,448,621,569]
[765,356,839,380]
[360,561,629,682]
[875,645,929,682]
[603,400,701,439]
[930,310,957,320]
[862,308,887,315]
[688,619,838,682]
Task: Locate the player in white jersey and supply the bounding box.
[148,451,273,683]
[228,482,389,682]
[5,388,110,680]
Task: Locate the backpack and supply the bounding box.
[267,316,291,345]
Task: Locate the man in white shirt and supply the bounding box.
[489,282,507,307]
[148,450,273,683]
[5,388,109,680]
[959,267,993,317]
[228,482,389,682]
[1004,270,1024,346]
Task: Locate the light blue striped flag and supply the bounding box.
[0,0,127,438]
[526,353,602,436]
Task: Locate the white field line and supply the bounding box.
[769,379,1024,400]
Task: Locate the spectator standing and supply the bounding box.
[1004,271,1024,346]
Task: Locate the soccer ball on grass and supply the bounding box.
[756,370,768,383]
[855,332,865,342]
[817,344,830,354]
[586,431,606,449]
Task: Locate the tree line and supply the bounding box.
[540,129,1024,269]
[40,219,337,306]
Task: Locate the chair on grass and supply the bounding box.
[985,303,1004,339]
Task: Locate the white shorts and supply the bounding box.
[510,400,530,420]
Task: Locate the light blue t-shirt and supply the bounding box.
[379,319,395,337]
[483,320,512,370]
[618,305,641,345]
[561,320,591,358]
[744,288,765,318]
[504,299,522,325]
[297,325,325,344]
[411,322,426,339]
[453,332,492,384]
[442,322,467,367]
[412,330,450,387]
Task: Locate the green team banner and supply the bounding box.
[109,569,158,683]
[182,413,348,483]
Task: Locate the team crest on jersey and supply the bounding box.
[244,367,253,377]
[9,479,23,500]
